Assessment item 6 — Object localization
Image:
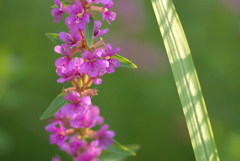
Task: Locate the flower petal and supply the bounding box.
[106,130,115,138]
[54,0,62,8]
[45,121,59,133]
[93,78,102,85]
[92,49,103,59]
[61,103,74,115]
[82,51,92,60]
[58,32,72,43]
[81,96,91,105]
[54,45,64,54]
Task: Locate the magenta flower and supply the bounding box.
[70,105,104,128]
[69,134,87,152]
[59,143,74,155]
[52,155,61,161]
[87,0,112,5]
[80,49,108,78]
[65,1,90,31]
[56,60,74,83]
[58,31,82,47]
[45,121,68,146]
[102,2,116,24]
[61,91,91,119]
[93,20,109,39]
[74,140,102,161]
[72,57,84,78]
[54,44,71,67]
[101,44,120,73]
[51,0,65,23]
[60,134,87,156]
[96,124,115,149]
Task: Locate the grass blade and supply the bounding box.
[151,0,220,160]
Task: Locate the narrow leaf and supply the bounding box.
[45,33,64,45]
[112,54,137,68]
[40,92,68,120]
[51,2,73,8]
[151,0,219,160]
[85,16,95,48]
[99,142,140,161]
[110,139,137,156]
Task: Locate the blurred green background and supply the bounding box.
[1,0,240,160]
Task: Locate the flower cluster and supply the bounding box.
[46,0,120,160]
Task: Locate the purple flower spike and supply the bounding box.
[74,140,102,161]
[66,1,90,30]
[51,0,65,23]
[102,44,120,74]
[102,2,116,24]
[96,124,115,149]
[59,31,82,47]
[80,49,108,78]
[93,20,109,39]
[52,155,61,161]
[45,121,68,146]
[61,91,91,119]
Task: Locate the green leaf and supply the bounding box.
[84,16,95,48]
[51,2,73,8]
[40,92,68,120]
[151,0,219,161]
[99,140,140,161]
[45,33,64,45]
[112,54,137,68]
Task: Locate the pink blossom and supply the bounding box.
[93,20,109,39]
[87,0,112,5]
[56,60,74,83]
[70,105,104,128]
[96,124,115,149]
[51,0,65,23]
[74,140,102,161]
[65,1,90,31]
[101,44,120,73]
[60,134,87,156]
[45,121,68,146]
[58,31,82,47]
[80,49,108,78]
[61,91,91,119]
[72,57,84,78]
[54,44,71,67]
[102,2,116,24]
